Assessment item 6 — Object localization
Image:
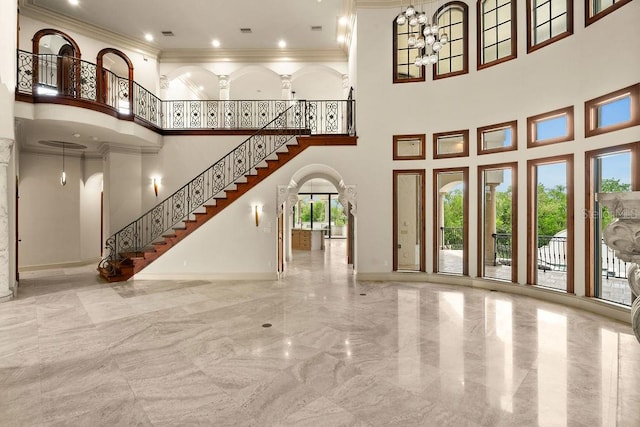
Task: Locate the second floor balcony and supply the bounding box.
[15,50,355,136]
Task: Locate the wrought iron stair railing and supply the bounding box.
[99,101,308,276]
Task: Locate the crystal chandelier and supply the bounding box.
[396,3,449,67]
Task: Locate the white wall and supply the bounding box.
[19,151,83,266]
[137,144,361,279]
[19,15,160,93]
[353,1,640,298]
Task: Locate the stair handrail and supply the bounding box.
[99,101,308,274]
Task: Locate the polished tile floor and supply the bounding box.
[2,240,640,426]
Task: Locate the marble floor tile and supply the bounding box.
[3,239,640,426]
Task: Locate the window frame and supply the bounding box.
[584,143,640,299]
[585,83,640,138]
[393,17,426,84]
[433,129,469,159]
[433,1,469,80]
[393,169,426,272]
[393,134,426,160]
[433,167,469,275]
[527,106,575,148]
[526,0,574,53]
[526,154,575,293]
[585,0,633,26]
[477,120,518,154]
[477,0,518,70]
[477,162,518,283]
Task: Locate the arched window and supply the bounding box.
[32,29,81,96]
[526,0,573,53]
[96,48,134,114]
[393,17,426,84]
[434,2,468,79]
[586,0,633,26]
[477,0,517,69]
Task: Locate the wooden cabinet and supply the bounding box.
[291,229,324,251]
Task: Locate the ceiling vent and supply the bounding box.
[311,26,323,31]
[240,28,252,33]
[161,31,175,37]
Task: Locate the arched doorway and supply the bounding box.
[32,29,81,96]
[278,166,357,274]
[96,48,134,114]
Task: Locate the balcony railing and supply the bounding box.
[16,50,356,135]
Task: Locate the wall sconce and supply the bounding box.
[253,204,263,227]
[152,177,161,197]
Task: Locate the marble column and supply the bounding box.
[0,138,14,302]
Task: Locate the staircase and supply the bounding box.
[98,102,356,282]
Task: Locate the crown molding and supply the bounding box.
[355,0,404,8]
[159,48,348,64]
[19,0,161,59]
[97,142,161,156]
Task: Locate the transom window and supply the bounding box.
[434,2,468,79]
[393,19,425,83]
[527,0,573,52]
[527,106,574,147]
[478,0,517,69]
[478,120,518,154]
[434,129,469,158]
[586,0,633,26]
[585,84,640,137]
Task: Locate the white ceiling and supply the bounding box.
[26,0,351,53]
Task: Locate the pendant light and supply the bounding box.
[60,142,67,186]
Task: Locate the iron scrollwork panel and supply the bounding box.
[190,175,205,207]
[241,101,253,128]
[233,144,247,179]
[206,101,218,128]
[190,101,202,128]
[224,101,236,128]
[172,188,187,222]
[80,62,96,101]
[17,51,34,94]
[325,101,339,133]
[172,101,185,128]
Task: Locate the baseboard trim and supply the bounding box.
[356,272,632,325]
[19,258,101,272]
[131,272,279,281]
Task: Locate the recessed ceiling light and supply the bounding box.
[185,72,191,77]
[337,35,346,44]
[212,39,221,48]
[144,33,154,42]
[68,0,79,5]
[278,40,287,48]
[199,86,204,91]
[339,16,348,26]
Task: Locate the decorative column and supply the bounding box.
[218,75,230,101]
[219,76,230,128]
[281,75,292,100]
[0,138,14,302]
[597,192,640,343]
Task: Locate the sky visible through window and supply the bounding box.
[534,104,631,188]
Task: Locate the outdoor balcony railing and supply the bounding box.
[15,50,356,135]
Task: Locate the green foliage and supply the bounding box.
[331,204,346,226]
[300,200,325,222]
[495,187,512,233]
[536,184,567,237]
[443,189,463,228]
